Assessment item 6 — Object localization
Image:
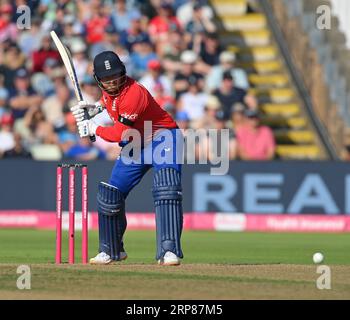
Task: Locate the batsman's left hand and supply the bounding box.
[77,119,98,138]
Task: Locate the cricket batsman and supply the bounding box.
[71,51,183,266]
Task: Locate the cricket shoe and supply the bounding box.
[158,251,181,266]
[89,252,128,265]
[89,252,112,265]
[118,251,128,261]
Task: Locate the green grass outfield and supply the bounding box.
[1,229,350,299]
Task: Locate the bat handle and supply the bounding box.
[83,108,96,142]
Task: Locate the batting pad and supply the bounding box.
[97,182,127,260]
[152,168,184,260]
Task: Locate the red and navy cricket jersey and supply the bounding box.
[96,77,177,143]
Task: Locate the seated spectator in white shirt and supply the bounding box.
[206,51,249,92]
[177,75,208,121]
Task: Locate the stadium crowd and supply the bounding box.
[0,0,276,161]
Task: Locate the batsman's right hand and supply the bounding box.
[71,101,102,122]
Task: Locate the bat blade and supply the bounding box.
[50,31,96,142]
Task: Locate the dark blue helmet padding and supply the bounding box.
[152,168,184,260]
[97,182,127,260]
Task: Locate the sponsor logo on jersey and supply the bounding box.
[121,113,138,120]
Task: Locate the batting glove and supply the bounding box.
[77,119,98,138]
[71,101,103,122]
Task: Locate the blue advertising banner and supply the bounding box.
[0,160,349,214]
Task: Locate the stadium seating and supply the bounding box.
[268,0,350,157]
[211,0,323,159]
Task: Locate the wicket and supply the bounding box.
[56,164,88,264]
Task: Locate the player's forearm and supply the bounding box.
[95,123,127,143]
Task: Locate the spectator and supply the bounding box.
[111,0,141,33]
[9,68,43,120]
[192,94,221,130]
[160,29,186,73]
[206,51,249,92]
[17,17,43,58]
[47,5,66,37]
[148,3,181,44]
[177,75,208,121]
[174,50,204,99]
[49,3,78,37]
[60,15,84,41]
[213,110,237,160]
[139,59,173,97]
[197,32,222,73]
[41,82,74,131]
[230,102,246,131]
[244,93,258,110]
[80,74,101,104]
[3,132,32,158]
[70,38,89,81]
[214,71,255,119]
[184,2,216,51]
[0,42,26,89]
[21,106,58,147]
[130,39,157,79]
[197,110,237,161]
[31,34,61,73]
[0,112,15,156]
[236,109,276,160]
[75,0,99,22]
[90,24,121,58]
[31,58,61,97]
[176,0,214,29]
[119,13,150,53]
[185,2,216,34]
[0,3,18,43]
[58,112,79,155]
[84,5,111,45]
